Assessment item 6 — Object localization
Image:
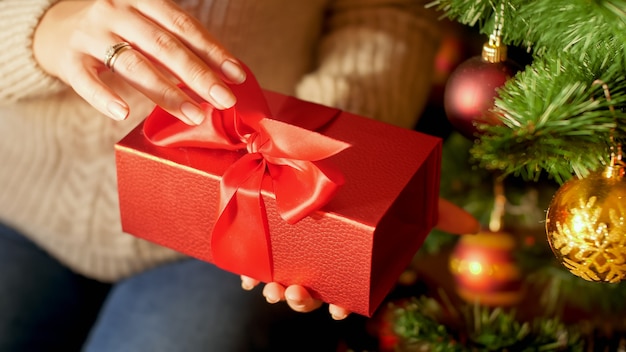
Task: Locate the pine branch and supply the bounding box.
[392,297,463,351]
[508,0,626,63]
[472,55,626,183]
[430,0,626,182]
[392,297,584,351]
[430,0,626,63]
[427,0,495,27]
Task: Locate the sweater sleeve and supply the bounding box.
[294,0,442,129]
[0,0,67,103]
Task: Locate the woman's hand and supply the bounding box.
[241,198,479,320]
[32,0,246,125]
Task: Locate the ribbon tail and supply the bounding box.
[211,153,273,282]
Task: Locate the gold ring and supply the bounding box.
[104,42,132,72]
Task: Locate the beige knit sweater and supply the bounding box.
[0,0,441,282]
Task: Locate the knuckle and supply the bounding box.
[185,61,212,85]
[204,44,226,62]
[87,1,109,18]
[67,69,104,110]
[67,71,90,98]
[84,1,117,28]
[151,30,179,55]
[115,50,143,73]
[62,56,88,88]
[170,12,196,36]
[155,84,182,108]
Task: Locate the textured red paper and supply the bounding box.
[115,91,441,317]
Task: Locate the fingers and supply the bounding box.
[240,275,260,291]
[101,46,210,125]
[262,282,285,304]
[61,55,129,121]
[257,282,349,319]
[262,283,321,312]
[328,304,350,320]
[436,198,480,235]
[283,285,323,313]
[40,0,246,125]
[104,4,243,110]
[134,0,246,84]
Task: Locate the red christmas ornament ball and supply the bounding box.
[444,56,519,139]
[449,231,524,307]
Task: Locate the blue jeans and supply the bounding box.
[0,223,347,351]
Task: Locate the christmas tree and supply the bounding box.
[381,0,626,350]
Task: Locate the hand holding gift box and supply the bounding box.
[115,64,442,317]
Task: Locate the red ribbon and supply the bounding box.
[143,65,350,282]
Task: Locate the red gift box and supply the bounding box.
[115,67,441,317]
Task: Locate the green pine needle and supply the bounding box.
[429,0,626,183]
[392,297,584,351]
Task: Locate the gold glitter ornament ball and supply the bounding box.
[546,166,626,283]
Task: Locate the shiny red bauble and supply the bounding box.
[444,56,519,139]
[449,231,524,307]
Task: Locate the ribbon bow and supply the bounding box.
[143,65,350,282]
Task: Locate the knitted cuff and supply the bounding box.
[295,6,440,129]
[0,0,66,102]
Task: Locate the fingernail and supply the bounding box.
[265,295,280,304]
[329,306,348,320]
[221,60,246,84]
[209,85,236,109]
[107,101,128,121]
[180,101,205,125]
[331,312,348,320]
[284,293,304,306]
